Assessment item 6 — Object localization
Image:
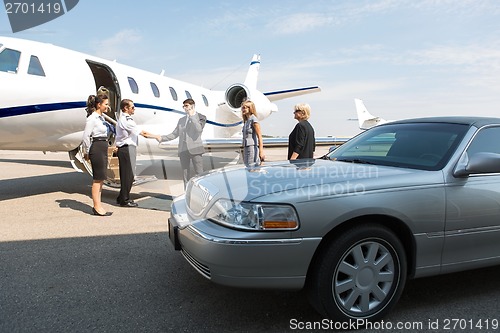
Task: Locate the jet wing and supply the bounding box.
[202,136,348,152]
[265,86,321,102]
[157,136,347,154]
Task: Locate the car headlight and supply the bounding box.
[206,199,299,231]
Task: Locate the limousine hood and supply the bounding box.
[190,158,444,203]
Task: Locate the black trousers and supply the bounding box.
[117,145,135,204]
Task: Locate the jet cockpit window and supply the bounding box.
[128,77,139,94]
[28,55,46,76]
[0,48,21,73]
[202,94,209,107]
[169,87,178,101]
[150,82,160,97]
[185,90,192,99]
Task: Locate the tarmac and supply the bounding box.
[0,146,330,242]
[4,147,500,332]
[0,146,332,332]
[0,150,167,242]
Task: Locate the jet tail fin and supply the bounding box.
[242,54,322,102]
[244,54,261,90]
[355,98,387,130]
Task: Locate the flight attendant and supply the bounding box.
[82,94,113,216]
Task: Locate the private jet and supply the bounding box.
[0,36,326,185]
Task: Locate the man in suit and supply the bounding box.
[157,98,206,186]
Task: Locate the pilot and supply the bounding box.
[115,99,158,207]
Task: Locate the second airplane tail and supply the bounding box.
[355,98,388,130]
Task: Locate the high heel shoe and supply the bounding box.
[92,207,113,216]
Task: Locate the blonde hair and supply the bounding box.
[294,103,311,120]
[97,86,109,97]
[241,100,257,122]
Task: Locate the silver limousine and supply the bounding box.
[168,116,500,322]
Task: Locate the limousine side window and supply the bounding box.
[466,126,500,156]
[0,48,21,73]
[28,55,45,76]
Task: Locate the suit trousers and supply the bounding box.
[179,151,203,186]
[117,145,136,204]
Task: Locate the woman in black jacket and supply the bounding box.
[288,103,315,160]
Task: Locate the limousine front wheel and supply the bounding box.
[307,223,407,323]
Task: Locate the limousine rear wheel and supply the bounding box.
[307,223,407,323]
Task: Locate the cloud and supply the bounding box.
[262,0,500,36]
[264,0,402,35]
[266,13,336,35]
[407,44,500,66]
[93,29,143,61]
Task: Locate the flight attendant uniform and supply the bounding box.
[82,112,110,180]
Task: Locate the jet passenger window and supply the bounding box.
[202,94,209,107]
[169,87,178,101]
[150,82,160,97]
[0,48,21,73]
[185,90,192,99]
[128,77,139,94]
[28,55,46,76]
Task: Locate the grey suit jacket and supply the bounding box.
[161,112,206,156]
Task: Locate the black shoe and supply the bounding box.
[92,207,113,216]
[116,197,120,204]
[120,201,138,207]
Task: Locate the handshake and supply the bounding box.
[141,131,162,142]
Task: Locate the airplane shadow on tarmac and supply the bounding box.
[0,154,238,213]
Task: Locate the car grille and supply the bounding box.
[181,249,211,278]
[186,179,217,216]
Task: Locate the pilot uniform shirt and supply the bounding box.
[115,113,142,148]
[82,112,109,154]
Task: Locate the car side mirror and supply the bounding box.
[454,152,500,177]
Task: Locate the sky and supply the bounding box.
[2,0,500,138]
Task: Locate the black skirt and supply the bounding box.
[89,140,108,180]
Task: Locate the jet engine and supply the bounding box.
[225,83,277,121]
